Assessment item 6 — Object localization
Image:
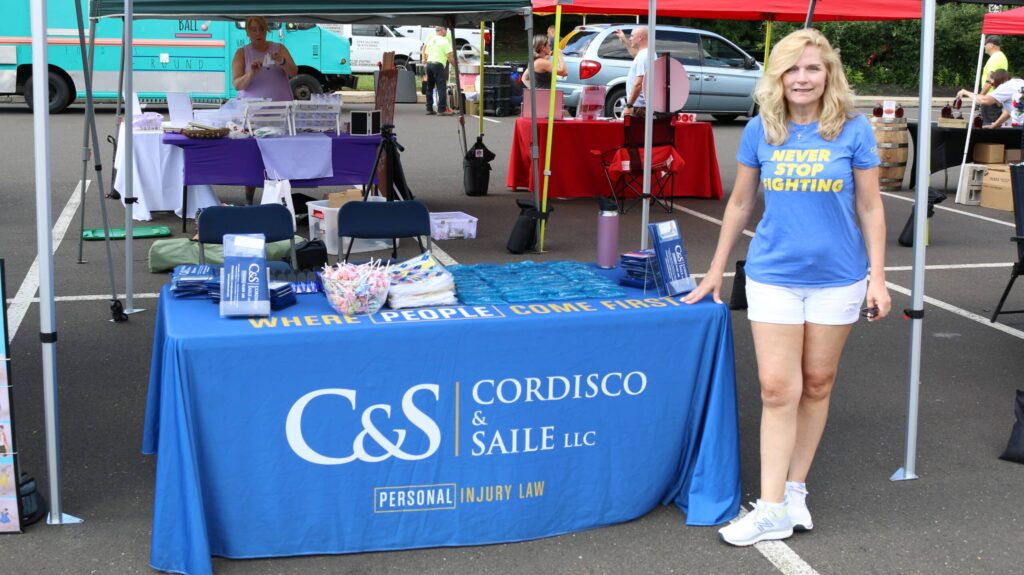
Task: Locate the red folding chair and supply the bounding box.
[591,115,683,213]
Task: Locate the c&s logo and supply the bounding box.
[286,383,442,465]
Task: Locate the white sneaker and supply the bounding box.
[719,500,793,546]
[785,482,813,532]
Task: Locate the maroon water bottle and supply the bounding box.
[596,197,620,269]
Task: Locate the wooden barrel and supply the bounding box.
[869,116,909,192]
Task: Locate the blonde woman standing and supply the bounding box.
[683,28,891,546]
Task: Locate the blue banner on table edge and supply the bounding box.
[144,282,741,575]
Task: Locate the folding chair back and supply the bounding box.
[591,115,682,214]
[197,204,297,269]
[337,199,432,262]
[623,115,674,148]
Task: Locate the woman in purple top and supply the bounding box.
[231,16,297,204]
[232,16,297,102]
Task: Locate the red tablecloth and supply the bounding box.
[507,118,724,200]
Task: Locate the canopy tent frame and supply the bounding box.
[34,0,531,527]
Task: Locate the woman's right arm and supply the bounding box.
[681,163,761,304]
[231,48,252,91]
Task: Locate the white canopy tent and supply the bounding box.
[28,0,944,527]
[33,0,532,524]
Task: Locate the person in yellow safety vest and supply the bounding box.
[422,26,457,116]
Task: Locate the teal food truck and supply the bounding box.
[0,0,355,113]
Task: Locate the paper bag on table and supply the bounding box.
[261,179,296,231]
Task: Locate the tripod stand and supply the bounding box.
[363,124,415,202]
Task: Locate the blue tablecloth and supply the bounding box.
[144,282,741,575]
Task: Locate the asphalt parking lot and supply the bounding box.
[0,99,1022,574]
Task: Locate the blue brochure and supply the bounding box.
[647,221,696,296]
[220,234,270,317]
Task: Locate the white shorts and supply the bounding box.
[745,277,867,325]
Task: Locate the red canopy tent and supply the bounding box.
[953,7,1024,203]
[982,5,1024,34]
[531,0,922,21]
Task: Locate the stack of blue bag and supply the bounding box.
[169,264,298,310]
[169,264,219,299]
[207,279,296,310]
[449,261,625,305]
[618,250,661,290]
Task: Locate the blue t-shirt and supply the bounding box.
[737,114,880,287]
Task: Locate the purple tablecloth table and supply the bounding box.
[163,132,381,188]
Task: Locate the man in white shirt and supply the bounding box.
[622,26,649,117]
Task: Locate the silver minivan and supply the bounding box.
[557,24,762,120]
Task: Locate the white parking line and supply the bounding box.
[7,180,88,341]
[467,114,501,124]
[671,204,756,238]
[880,191,1015,228]
[6,244,462,306]
[885,281,1024,340]
[720,507,820,575]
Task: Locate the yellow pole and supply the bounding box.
[538,6,562,252]
[479,21,485,135]
[763,20,773,65]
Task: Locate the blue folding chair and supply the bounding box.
[197,204,297,271]
[337,200,432,263]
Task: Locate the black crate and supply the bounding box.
[483,96,513,117]
[481,85,511,102]
[483,65,513,90]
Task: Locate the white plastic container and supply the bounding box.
[307,199,395,256]
[430,212,478,240]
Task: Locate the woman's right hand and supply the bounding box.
[681,270,725,305]
[250,61,261,75]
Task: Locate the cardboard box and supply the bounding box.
[327,187,363,209]
[974,142,1005,164]
[981,164,1013,211]
[1005,149,1022,164]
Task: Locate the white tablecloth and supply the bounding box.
[114,124,218,221]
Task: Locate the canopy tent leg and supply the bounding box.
[954,34,988,203]
[892,0,937,483]
[121,2,144,315]
[524,11,543,248]
[804,0,818,28]
[450,18,469,157]
[479,21,486,138]
[31,0,83,527]
[639,0,657,250]
[538,6,564,252]
[75,2,127,323]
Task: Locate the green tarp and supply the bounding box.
[90,0,530,25]
[82,225,171,240]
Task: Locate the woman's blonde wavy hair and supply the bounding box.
[754,28,854,145]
